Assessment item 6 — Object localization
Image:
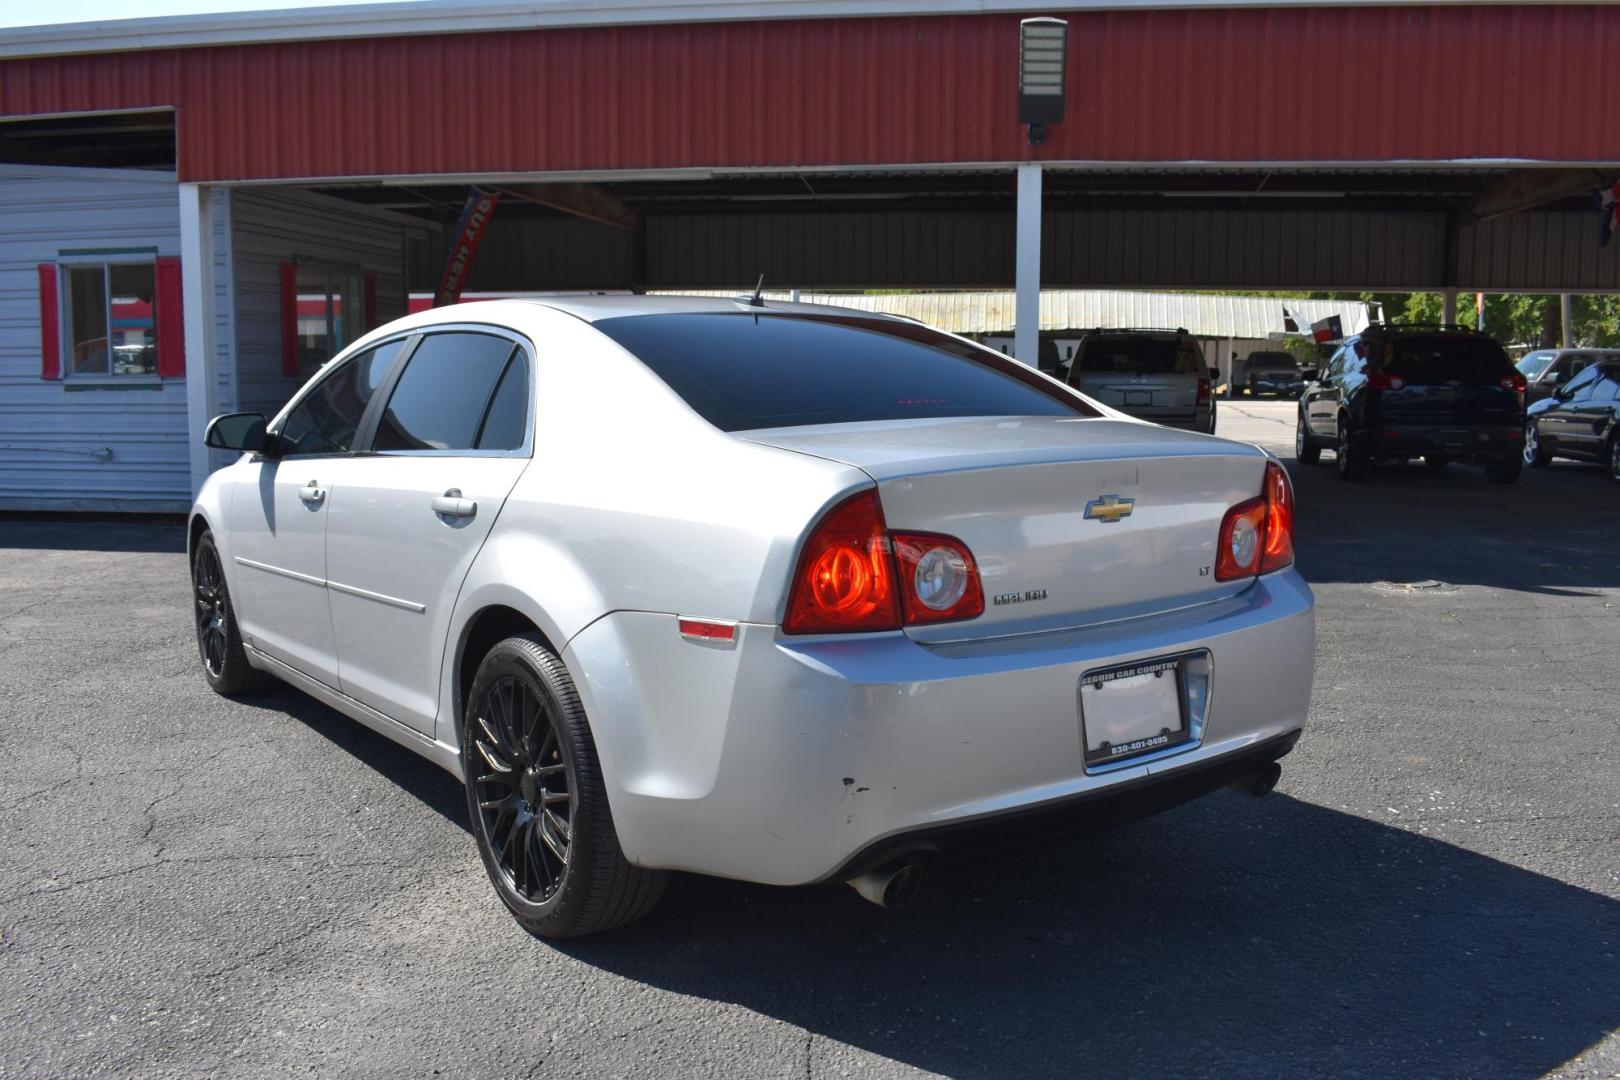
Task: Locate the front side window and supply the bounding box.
[1559,364,1603,400]
[373,332,524,452]
[598,313,1091,432]
[64,262,158,377]
[278,339,404,456]
[295,266,364,373]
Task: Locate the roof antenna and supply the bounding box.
[747,273,765,307]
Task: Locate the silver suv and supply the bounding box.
[1066,328,1217,434]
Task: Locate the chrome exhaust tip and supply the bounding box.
[847,860,925,909]
[1231,760,1283,798]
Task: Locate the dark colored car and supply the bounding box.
[1517,348,1620,405]
[1295,324,1526,483]
[1242,351,1304,398]
[1524,359,1620,481]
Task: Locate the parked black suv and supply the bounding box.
[1525,359,1620,481]
[1295,324,1526,483]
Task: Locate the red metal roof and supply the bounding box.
[3,6,1618,182]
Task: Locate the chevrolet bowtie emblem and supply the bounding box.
[1084,494,1135,524]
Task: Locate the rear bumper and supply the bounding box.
[565,569,1315,886]
[1356,423,1522,461]
[824,727,1301,881]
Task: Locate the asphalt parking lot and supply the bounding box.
[1,399,1616,1079]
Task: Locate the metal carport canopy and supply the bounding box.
[2,1,1619,182]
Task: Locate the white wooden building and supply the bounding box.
[0,165,422,512]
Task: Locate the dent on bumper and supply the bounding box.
[564,569,1315,886]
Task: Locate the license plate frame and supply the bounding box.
[1122,389,1153,408]
[1078,654,1191,766]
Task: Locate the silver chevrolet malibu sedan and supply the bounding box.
[191,296,1314,938]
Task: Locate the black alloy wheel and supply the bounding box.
[194,543,229,680]
[462,634,666,938]
[470,675,574,904]
[1525,419,1553,468]
[190,531,272,696]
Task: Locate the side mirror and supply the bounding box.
[1552,372,1569,385]
[204,412,269,453]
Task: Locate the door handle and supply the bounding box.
[299,480,326,506]
[432,488,477,519]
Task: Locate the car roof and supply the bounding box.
[467,293,918,325]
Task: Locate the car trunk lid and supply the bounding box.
[741,416,1271,641]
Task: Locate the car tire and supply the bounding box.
[1295,410,1321,465]
[462,633,667,939]
[1486,455,1523,484]
[1335,417,1367,481]
[191,531,274,697]
[1608,433,1620,483]
[1524,419,1554,468]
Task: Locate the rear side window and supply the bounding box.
[1381,337,1515,386]
[476,351,530,450]
[1076,337,1201,376]
[374,332,520,452]
[595,313,1091,432]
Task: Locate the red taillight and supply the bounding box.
[784,490,899,634]
[1366,372,1405,391]
[784,491,983,634]
[1196,377,1211,405]
[892,533,985,625]
[1215,497,1267,581]
[1501,372,1527,393]
[1259,459,1294,574]
[1215,460,1295,582]
[678,618,737,643]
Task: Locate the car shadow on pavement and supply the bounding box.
[0,515,186,553]
[238,688,471,831]
[1285,459,1620,595]
[561,792,1620,1078]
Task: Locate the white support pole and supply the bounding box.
[1014,164,1042,366]
[1441,288,1458,325]
[179,183,219,497]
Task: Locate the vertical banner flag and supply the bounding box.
[433,188,501,307]
[1600,180,1619,248]
[1476,292,1486,331]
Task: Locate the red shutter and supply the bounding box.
[37,264,60,380]
[154,256,186,377]
[363,272,378,332]
[280,262,299,377]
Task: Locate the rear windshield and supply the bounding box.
[595,312,1093,432]
[1248,352,1297,369]
[1516,351,1555,379]
[1380,337,1516,386]
[1076,337,1202,376]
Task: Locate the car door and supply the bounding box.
[1567,364,1620,458]
[1305,346,1345,436]
[1539,364,1604,456]
[226,339,407,687]
[324,329,533,734]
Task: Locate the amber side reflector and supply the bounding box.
[678,618,737,643]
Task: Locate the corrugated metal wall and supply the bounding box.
[0,166,230,512]
[4,6,1619,181]
[447,205,1584,291]
[230,187,415,418]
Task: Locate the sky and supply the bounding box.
[0,0,416,31]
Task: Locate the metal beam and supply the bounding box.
[500,182,638,230]
[1014,164,1042,366]
[1464,168,1609,225]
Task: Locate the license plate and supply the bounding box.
[1440,430,1468,448]
[1079,656,1189,765]
[1123,390,1152,407]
